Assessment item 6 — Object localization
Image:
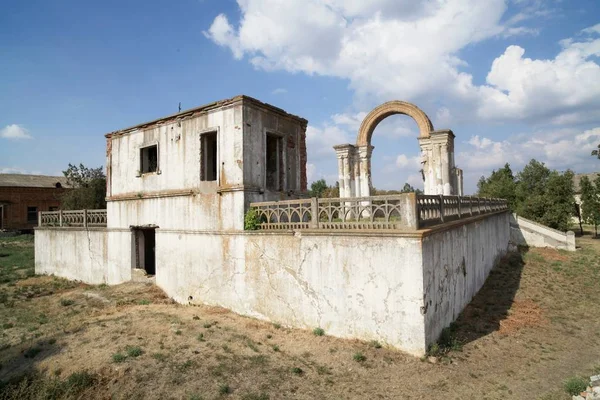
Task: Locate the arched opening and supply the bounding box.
[369,114,425,194]
[356,100,433,147]
[333,100,462,198]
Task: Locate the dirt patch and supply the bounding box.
[498,299,547,335]
[536,247,570,262]
[1,236,600,399]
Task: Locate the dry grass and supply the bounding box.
[0,234,599,399]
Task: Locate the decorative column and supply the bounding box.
[454,168,464,196]
[333,144,357,198]
[419,130,457,195]
[357,145,373,198]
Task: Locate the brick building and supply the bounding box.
[0,174,69,231]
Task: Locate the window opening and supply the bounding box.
[201,132,218,181]
[140,145,158,174]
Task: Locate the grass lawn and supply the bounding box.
[0,234,599,399]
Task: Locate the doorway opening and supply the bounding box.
[134,228,156,275]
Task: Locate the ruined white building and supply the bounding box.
[36,95,519,356]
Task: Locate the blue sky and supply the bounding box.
[1,0,600,193]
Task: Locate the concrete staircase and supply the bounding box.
[509,214,576,251]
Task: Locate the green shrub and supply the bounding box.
[219,384,231,394]
[313,327,325,336]
[112,352,126,363]
[353,352,366,362]
[563,376,588,395]
[244,208,261,230]
[60,298,75,307]
[126,345,143,357]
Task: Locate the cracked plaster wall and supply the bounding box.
[155,230,428,356]
[35,228,131,285]
[421,212,511,347]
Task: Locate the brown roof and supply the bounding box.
[573,172,600,193]
[0,174,69,188]
[106,95,308,138]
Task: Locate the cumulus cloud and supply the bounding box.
[206,2,600,126]
[305,124,351,159]
[205,0,511,103]
[458,127,600,181]
[476,30,600,123]
[0,124,32,140]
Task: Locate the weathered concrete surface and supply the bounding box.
[421,212,511,346]
[106,97,308,231]
[156,230,428,355]
[510,214,576,251]
[34,214,512,356]
[35,228,131,284]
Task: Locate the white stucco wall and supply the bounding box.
[155,230,428,355]
[510,214,576,251]
[106,99,307,231]
[421,211,510,346]
[35,211,512,356]
[35,228,131,284]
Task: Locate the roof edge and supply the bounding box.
[106,95,308,138]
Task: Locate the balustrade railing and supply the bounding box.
[250,194,508,231]
[38,209,107,228]
[417,195,508,227]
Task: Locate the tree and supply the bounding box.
[477,159,576,232]
[309,179,328,197]
[61,163,107,210]
[308,179,339,198]
[477,163,517,210]
[580,176,600,237]
[400,182,423,195]
[592,143,600,159]
[514,160,574,232]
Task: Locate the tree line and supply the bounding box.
[309,179,422,198]
[477,159,577,232]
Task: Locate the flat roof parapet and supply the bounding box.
[105,95,308,138]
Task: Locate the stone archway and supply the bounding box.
[356,100,434,146]
[333,100,463,198]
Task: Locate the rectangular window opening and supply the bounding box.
[266,134,282,191]
[140,145,158,174]
[27,207,38,224]
[201,132,218,182]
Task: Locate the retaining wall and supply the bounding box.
[510,214,576,251]
[34,211,511,356]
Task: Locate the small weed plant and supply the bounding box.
[563,376,588,396]
[313,327,325,336]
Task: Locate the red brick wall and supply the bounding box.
[0,187,67,230]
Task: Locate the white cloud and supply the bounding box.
[395,154,421,169]
[306,163,316,183]
[205,0,511,103]
[0,124,32,140]
[206,3,600,127]
[457,127,600,192]
[271,88,287,95]
[582,23,600,35]
[306,124,351,159]
[476,28,600,123]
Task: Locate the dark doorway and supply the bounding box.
[143,229,155,275]
[134,228,156,275]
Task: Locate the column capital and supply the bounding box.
[333,143,357,158]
